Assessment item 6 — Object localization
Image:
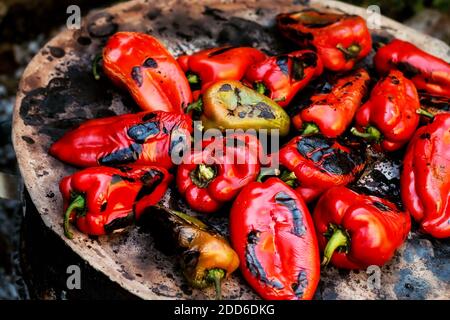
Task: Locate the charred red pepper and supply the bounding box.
[177,46,267,92]
[49,111,192,169]
[401,113,450,238]
[103,32,192,112]
[277,134,365,203]
[374,39,450,98]
[244,50,323,107]
[277,9,372,72]
[61,165,172,238]
[230,177,320,300]
[314,187,411,269]
[351,70,425,152]
[292,68,370,138]
[177,133,261,213]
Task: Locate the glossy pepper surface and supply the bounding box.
[49,111,193,168]
[103,32,192,112]
[189,80,290,136]
[314,187,411,269]
[374,39,450,98]
[277,9,372,72]
[292,68,370,137]
[401,113,450,238]
[177,133,261,213]
[177,46,267,91]
[230,178,320,300]
[278,134,365,203]
[148,205,239,299]
[61,165,172,238]
[352,70,421,151]
[244,50,323,107]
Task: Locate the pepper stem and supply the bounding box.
[322,228,349,267]
[187,72,200,84]
[206,269,225,300]
[256,167,280,182]
[416,108,434,119]
[279,170,297,187]
[255,82,267,95]
[186,98,203,113]
[336,44,361,59]
[350,126,381,142]
[64,195,85,239]
[302,123,319,135]
[190,164,217,188]
[92,54,102,81]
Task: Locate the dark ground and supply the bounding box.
[0,0,448,300]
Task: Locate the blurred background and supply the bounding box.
[0,0,448,299]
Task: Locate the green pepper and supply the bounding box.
[188,80,291,136]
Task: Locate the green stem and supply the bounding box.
[322,228,349,267]
[256,167,280,182]
[64,195,85,239]
[350,126,381,142]
[336,43,361,59]
[255,82,267,95]
[416,108,434,119]
[187,72,200,84]
[92,54,102,81]
[279,170,297,187]
[206,269,225,300]
[186,98,203,113]
[190,164,217,188]
[302,123,319,135]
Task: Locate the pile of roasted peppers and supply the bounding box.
[49,6,450,300]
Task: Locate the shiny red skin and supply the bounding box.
[230,178,320,300]
[177,133,261,213]
[49,111,193,169]
[293,68,370,137]
[314,187,411,269]
[354,70,420,151]
[277,10,372,72]
[244,50,323,107]
[374,39,450,98]
[401,114,450,238]
[177,46,267,91]
[103,32,192,112]
[60,165,172,236]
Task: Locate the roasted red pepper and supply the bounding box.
[292,68,370,137]
[177,133,261,213]
[277,134,365,203]
[102,32,192,112]
[277,9,372,72]
[351,70,423,151]
[401,113,450,238]
[230,177,320,300]
[314,187,411,269]
[177,46,267,91]
[374,39,450,98]
[61,165,172,238]
[49,111,192,169]
[244,50,323,107]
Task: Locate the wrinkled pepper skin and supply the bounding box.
[191,80,291,136]
[401,114,450,238]
[278,134,366,203]
[230,178,320,300]
[292,68,370,137]
[352,70,420,151]
[374,39,450,98]
[61,165,172,238]
[148,205,239,299]
[177,46,267,91]
[50,111,193,169]
[177,133,261,213]
[314,187,411,269]
[277,9,372,72]
[244,50,323,107]
[103,32,192,112]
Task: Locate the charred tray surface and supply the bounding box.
[12,0,450,299]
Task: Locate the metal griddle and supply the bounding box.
[12,0,450,299]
